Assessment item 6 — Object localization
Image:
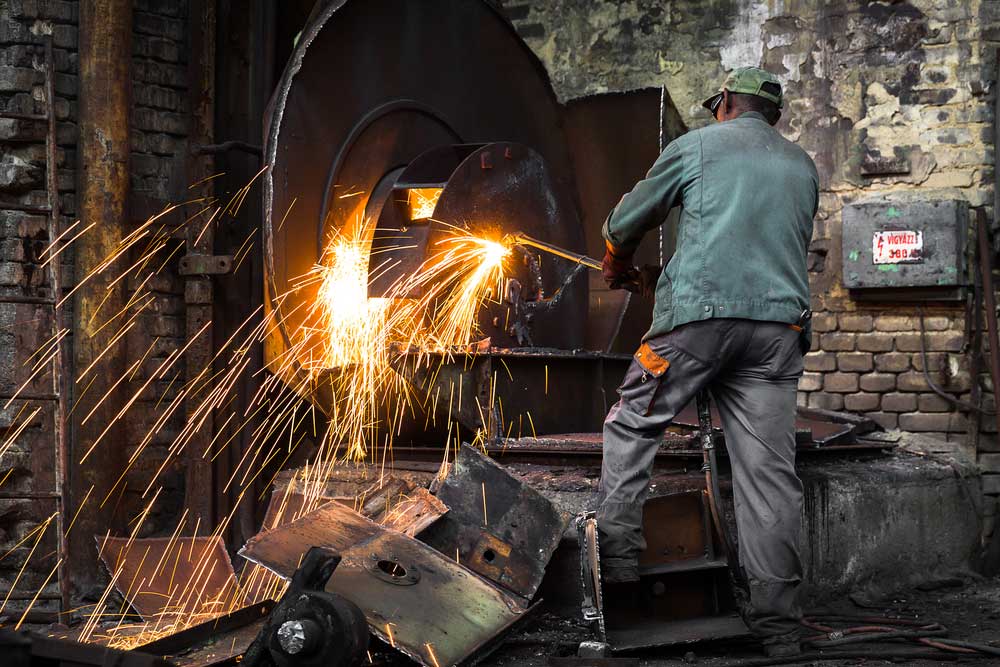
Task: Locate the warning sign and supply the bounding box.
[872,230,923,264]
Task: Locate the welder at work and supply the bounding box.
[597,67,818,659]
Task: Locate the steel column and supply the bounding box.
[71,0,132,592]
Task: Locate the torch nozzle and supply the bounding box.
[506,233,602,271]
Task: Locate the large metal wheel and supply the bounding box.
[263,0,587,390]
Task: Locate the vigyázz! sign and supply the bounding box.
[872,230,923,264]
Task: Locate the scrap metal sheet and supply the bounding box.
[420,444,570,602]
[239,502,379,575]
[99,535,242,621]
[328,531,531,667]
[241,502,531,667]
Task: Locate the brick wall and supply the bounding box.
[0,0,192,603]
[506,0,1000,540]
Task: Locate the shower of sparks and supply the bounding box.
[0,166,523,647]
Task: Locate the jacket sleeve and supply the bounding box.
[602,139,686,255]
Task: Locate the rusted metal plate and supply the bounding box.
[578,494,749,651]
[420,444,570,602]
[99,535,243,621]
[333,531,532,667]
[261,477,446,537]
[239,502,379,576]
[137,601,272,667]
[241,502,533,667]
[359,480,448,537]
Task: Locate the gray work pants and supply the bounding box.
[597,318,804,643]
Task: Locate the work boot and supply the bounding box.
[762,636,802,658]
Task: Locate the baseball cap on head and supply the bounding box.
[702,66,784,112]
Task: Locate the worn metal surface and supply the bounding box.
[138,601,272,667]
[397,349,631,441]
[357,477,448,536]
[241,502,533,667]
[260,478,446,538]
[178,254,233,276]
[240,502,379,576]
[420,444,569,602]
[329,531,533,667]
[1,629,173,667]
[561,88,678,353]
[262,0,585,405]
[842,199,967,295]
[99,535,243,620]
[71,0,133,594]
[578,493,749,651]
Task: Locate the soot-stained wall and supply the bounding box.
[505,1,1000,465]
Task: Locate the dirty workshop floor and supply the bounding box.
[364,574,1000,666]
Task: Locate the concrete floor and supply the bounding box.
[406,574,1000,666]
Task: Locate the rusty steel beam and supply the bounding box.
[183,0,218,529]
[71,0,132,593]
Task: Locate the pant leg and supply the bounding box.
[597,321,729,572]
[710,322,804,643]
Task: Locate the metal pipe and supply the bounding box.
[977,210,1000,419]
[510,233,602,271]
[43,34,71,623]
[697,390,746,590]
[73,0,132,593]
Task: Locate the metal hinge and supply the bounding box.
[178,254,233,276]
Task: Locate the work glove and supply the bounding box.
[602,243,636,290]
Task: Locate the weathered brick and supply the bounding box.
[839,314,874,332]
[134,0,187,17]
[132,107,187,135]
[897,371,930,392]
[52,24,77,50]
[133,84,183,111]
[808,393,844,410]
[811,312,837,333]
[796,391,809,408]
[134,11,185,41]
[133,35,182,63]
[133,59,187,88]
[0,66,42,92]
[856,333,894,352]
[874,352,910,372]
[917,393,954,412]
[844,392,880,412]
[912,352,948,372]
[0,262,24,286]
[921,316,955,331]
[804,351,836,372]
[875,316,915,332]
[980,454,1000,473]
[881,392,917,412]
[860,373,897,392]
[820,332,855,351]
[824,372,859,393]
[838,352,873,372]
[899,413,954,432]
[799,372,824,392]
[895,332,964,352]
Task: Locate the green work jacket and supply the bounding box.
[603,111,818,341]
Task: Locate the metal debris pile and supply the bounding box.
[38,444,569,667]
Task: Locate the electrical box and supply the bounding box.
[841,199,968,300]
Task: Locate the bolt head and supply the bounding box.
[277,620,308,654]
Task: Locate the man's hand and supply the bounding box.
[632,264,661,299]
[602,244,636,290]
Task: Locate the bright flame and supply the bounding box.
[406,187,443,220]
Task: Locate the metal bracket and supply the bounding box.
[179,253,233,276]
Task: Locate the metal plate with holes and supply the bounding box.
[178,253,233,275]
[420,444,570,603]
[239,501,380,576]
[329,531,533,667]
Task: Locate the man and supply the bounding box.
[598,66,818,657]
